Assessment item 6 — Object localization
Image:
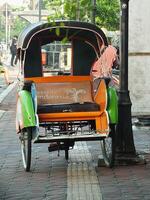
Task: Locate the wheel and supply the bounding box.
[19,127,32,172]
[100,124,116,168]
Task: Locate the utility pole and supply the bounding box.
[76,0,80,21]
[61,0,64,16]
[38,0,41,21]
[116,0,142,164]
[92,0,96,24]
[30,0,36,10]
[5,3,8,49]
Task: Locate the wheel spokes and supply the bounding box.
[19,129,32,171]
[104,137,112,158]
[100,125,116,168]
[20,133,27,168]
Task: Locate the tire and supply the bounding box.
[20,127,32,172]
[100,124,116,168]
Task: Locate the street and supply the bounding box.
[0,85,150,200]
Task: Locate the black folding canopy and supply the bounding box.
[17,20,108,77]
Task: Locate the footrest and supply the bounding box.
[34,133,105,143]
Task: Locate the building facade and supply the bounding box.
[129,0,150,116]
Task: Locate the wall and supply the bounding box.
[129,0,150,115]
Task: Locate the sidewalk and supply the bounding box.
[0,67,19,103]
[0,53,150,199]
[0,52,19,103]
[0,92,150,199]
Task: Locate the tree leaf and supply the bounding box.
[56,27,60,36]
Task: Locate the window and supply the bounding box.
[41,41,71,76]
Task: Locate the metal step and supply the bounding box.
[34,133,105,143]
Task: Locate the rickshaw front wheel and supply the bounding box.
[100,124,116,168]
[20,127,32,172]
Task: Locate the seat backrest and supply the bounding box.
[36,81,93,105]
[26,76,94,105]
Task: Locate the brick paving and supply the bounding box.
[0,97,68,200]
[0,75,150,199]
[94,127,150,200]
[67,142,102,200]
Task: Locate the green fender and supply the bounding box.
[107,87,118,124]
[16,90,36,129]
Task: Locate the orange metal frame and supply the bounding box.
[26,76,92,83]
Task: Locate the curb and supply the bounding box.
[0,80,18,104]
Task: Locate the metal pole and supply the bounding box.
[39,0,41,22]
[61,0,64,15]
[116,0,136,156]
[5,3,8,49]
[92,0,96,24]
[8,16,11,44]
[76,0,80,21]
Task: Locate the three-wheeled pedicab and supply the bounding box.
[16,21,118,171]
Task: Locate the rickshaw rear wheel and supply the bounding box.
[100,124,116,168]
[20,127,32,172]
